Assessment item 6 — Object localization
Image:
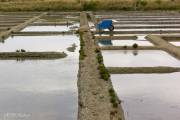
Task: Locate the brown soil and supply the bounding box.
[108,67,180,74]
[0,52,67,59]
[78,12,124,120]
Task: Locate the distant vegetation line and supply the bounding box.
[0,0,180,11]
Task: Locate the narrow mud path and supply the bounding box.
[78,12,124,120]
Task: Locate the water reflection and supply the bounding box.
[99,40,112,46]
[111,73,180,120]
[99,39,153,46]
[0,40,4,44]
[0,54,78,120]
[0,34,79,120]
[122,50,139,56]
[22,24,79,32]
[0,35,79,52]
[132,50,138,56]
[102,50,180,67]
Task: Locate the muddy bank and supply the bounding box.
[146,35,180,60]
[31,22,74,26]
[78,12,124,120]
[13,31,73,36]
[100,46,160,50]
[161,36,180,41]
[95,35,137,41]
[107,67,180,74]
[0,52,67,59]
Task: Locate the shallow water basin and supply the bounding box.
[22,24,79,32]
[111,73,180,120]
[0,52,79,120]
[0,35,79,52]
[102,50,180,67]
[99,40,153,46]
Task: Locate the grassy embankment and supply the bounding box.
[0,0,180,11]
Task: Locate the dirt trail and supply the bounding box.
[78,12,124,120]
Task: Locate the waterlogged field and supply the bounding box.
[0,13,80,120]
[0,35,79,52]
[22,24,79,32]
[0,56,79,120]
[97,11,180,120]
[99,40,153,46]
[111,73,180,120]
[1,11,180,120]
[102,50,180,67]
[0,33,79,119]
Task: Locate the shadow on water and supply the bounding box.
[98,39,153,46]
[99,40,112,46]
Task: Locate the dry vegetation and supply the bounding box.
[0,0,180,11]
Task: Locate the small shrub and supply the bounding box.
[75,30,79,34]
[132,43,138,49]
[109,88,116,97]
[110,97,116,103]
[80,33,85,46]
[101,72,109,81]
[123,45,127,49]
[98,64,110,81]
[95,48,100,53]
[21,49,26,52]
[92,35,95,39]
[112,102,118,108]
[79,32,86,60]
[16,49,20,52]
[79,49,86,60]
[95,48,110,81]
[109,88,118,108]
[1,36,5,40]
[97,53,103,64]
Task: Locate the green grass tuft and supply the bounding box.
[79,32,86,60]
[109,88,118,108]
